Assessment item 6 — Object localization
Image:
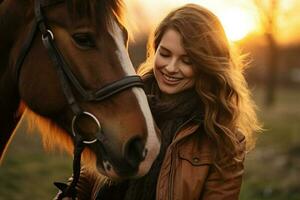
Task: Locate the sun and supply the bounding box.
[217,7,257,41]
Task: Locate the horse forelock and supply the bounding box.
[66,0,125,32]
[24,105,97,171]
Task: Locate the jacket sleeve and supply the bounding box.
[71,168,128,200]
[53,166,107,200]
[53,166,130,200]
[200,135,246,200]
[73,167,107,200]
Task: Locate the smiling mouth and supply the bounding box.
[161,71,183,83]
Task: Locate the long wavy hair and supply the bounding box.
[138,4,261,163]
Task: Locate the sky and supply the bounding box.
[124,0,300,44]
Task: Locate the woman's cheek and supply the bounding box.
[182,65,195,78]
[154,55,166,70]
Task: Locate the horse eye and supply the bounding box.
[72,33,96,48]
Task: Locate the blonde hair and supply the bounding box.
[138,4,261,161]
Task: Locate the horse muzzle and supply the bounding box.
[71,111,153,179]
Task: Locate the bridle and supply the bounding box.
[14,0,144,198]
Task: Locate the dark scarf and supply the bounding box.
[124,75,203,200]
[97,74,203,200]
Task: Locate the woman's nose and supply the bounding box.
[165,58,179,73]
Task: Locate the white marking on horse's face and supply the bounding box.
[110,20,135,76]
[107,20,160,177]
[132,88,160,177]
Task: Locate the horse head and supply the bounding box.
[3,0,160,179]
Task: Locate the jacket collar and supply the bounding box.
[172,116,202,145]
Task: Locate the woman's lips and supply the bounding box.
[160,71,183,85]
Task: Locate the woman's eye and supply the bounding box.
[72,33,96,48]
[182,56,192,65]
[160,53,169,57]
[159,51,170,57]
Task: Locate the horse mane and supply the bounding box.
[0,0,125,33]
[24,104,98,173]
[66,0,125,31]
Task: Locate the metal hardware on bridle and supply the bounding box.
[71,112,101,144]
[14,0,144,198]
[42,29,54,41]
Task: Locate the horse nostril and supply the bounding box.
[124,137,146,168]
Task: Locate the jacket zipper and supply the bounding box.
[168,147,176,200]
[168,116,198,200]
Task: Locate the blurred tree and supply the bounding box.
[253,0,279,106]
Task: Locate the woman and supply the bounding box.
[58,3,260,200]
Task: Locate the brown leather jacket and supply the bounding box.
[155,122,245,200]
[60,118,246,200]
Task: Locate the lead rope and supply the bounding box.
[54,135,85,200]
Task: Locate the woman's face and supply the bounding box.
[154,29,195,95]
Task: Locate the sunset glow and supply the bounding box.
[125,0,300,44]
[217,7,257,41]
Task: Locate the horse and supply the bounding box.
[0,0,160,197]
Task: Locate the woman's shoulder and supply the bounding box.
[178,124,214,158]
[183,126,246,161]
[194,126,245,148]
[176,124,214,166]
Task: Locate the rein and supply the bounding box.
[14,0,144,199]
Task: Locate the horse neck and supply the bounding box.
[0,0,32,95]
[0,0,31,160]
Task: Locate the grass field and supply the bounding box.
[240,87,300,200]
[0,122,72,200]
[0,87,299,200]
